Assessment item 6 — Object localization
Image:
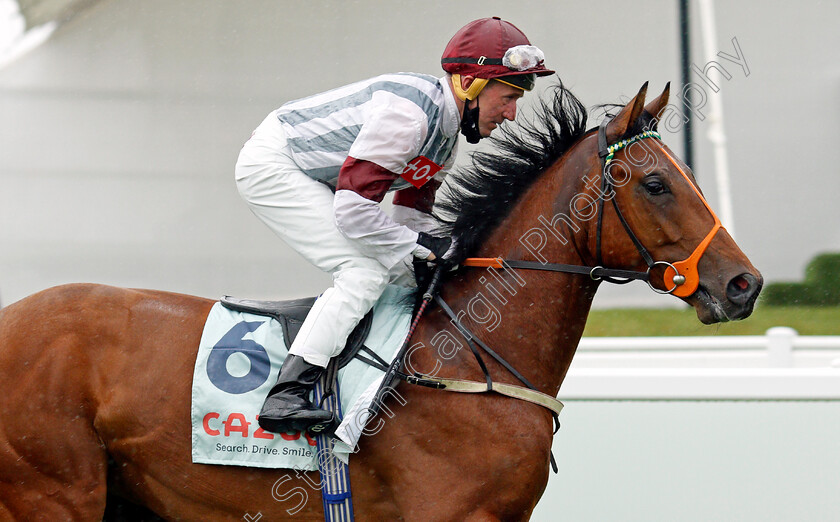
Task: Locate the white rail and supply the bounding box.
[562,328,840,400]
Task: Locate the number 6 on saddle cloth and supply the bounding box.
[220,295,385,397]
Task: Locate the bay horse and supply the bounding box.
[0,83,761,521]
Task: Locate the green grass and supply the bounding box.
[583,305,840,337]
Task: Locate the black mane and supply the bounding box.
[435,81,589,260]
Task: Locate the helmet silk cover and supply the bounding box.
[442,17,554,142]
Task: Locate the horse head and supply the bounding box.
[590,82,762,323]
[441,81,761,326]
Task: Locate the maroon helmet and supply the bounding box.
[442,17,554,94]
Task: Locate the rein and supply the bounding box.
[376,266,564,422]
[410,273,564,473]
[369,264,564,473]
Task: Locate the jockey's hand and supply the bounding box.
[416,232,452,262]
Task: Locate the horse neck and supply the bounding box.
[427,141,601,396]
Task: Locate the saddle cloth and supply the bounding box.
[190,285,412,470]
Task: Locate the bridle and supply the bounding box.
[463,117,724,298]
[372,117,725,474]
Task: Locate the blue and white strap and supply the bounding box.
[312,377,355,522]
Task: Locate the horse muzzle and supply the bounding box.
[691,271,763,324]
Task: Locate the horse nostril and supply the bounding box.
[727,273,758,305]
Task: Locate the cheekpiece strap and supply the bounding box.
[597,117,611,159]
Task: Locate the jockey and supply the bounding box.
[235,17,554,434]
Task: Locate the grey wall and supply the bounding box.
[2,0,838,307]
[533,400,840,522]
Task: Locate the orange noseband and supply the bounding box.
[652,142,723,297]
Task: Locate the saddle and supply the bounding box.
[219,296,374,369]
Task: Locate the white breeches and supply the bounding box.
[235,112,412,368]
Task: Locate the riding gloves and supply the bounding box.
[416,232,452,260]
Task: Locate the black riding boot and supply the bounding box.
[257,354,335,434]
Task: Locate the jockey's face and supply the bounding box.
[469,80,524,137]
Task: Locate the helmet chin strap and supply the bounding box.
[451,74,486,144]
[460,98,482,144]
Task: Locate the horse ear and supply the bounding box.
[642,82,671,131]
[605,82,649,143]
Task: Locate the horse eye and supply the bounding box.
[644,179,669,195]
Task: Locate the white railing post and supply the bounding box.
[766,327,797,367]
